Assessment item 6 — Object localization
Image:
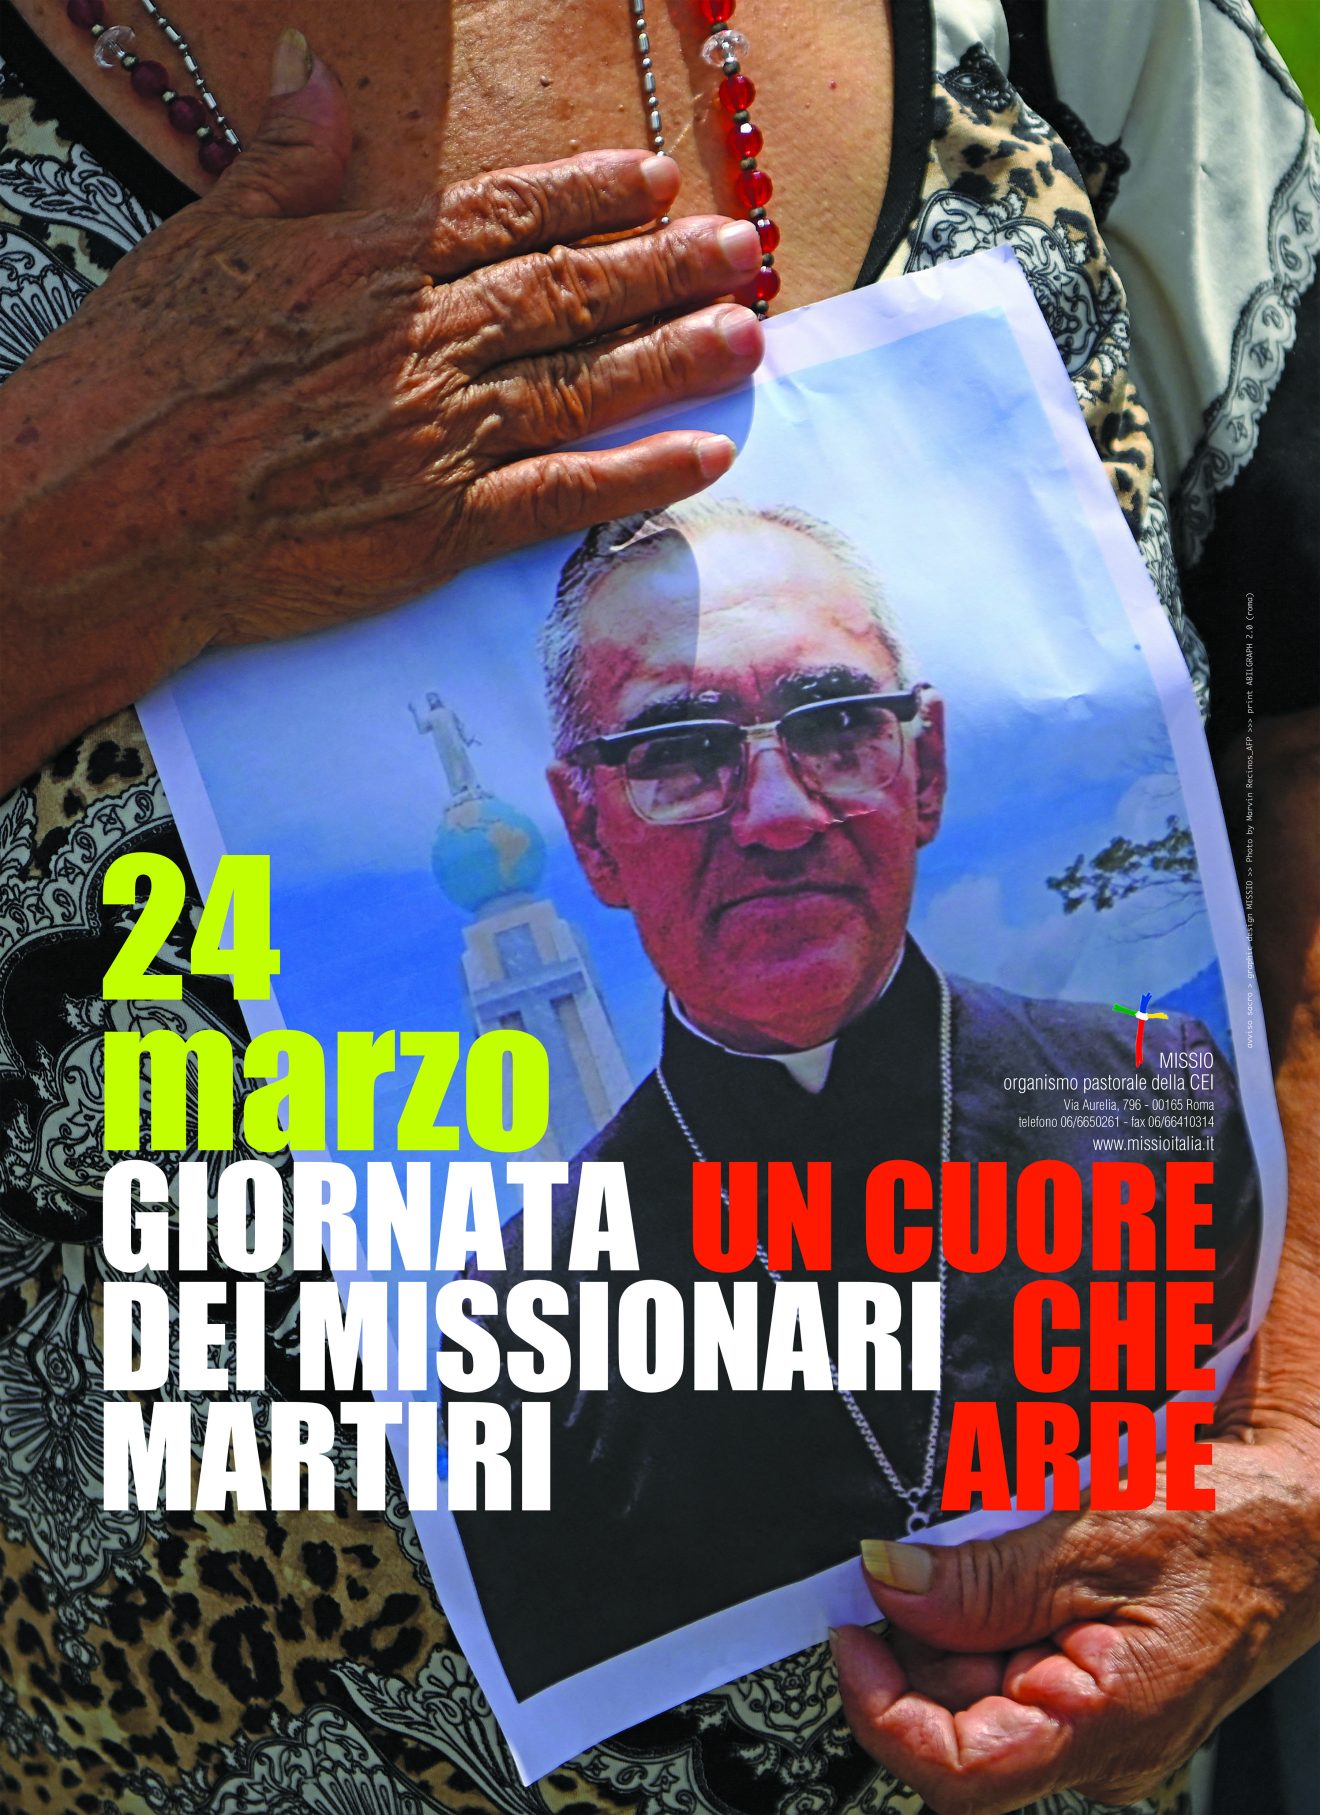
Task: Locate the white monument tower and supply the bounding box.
[413,692,633,1159]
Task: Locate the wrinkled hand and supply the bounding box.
[832,1411,1320,1814]
[3,39,763,782]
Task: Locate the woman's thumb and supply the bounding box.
[203,31,351,219]
[858,1519,1120,1655]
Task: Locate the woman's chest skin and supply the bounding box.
[13,0,895,309]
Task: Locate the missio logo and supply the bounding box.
[1111,991,1169,1066]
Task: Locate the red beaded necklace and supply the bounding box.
[631,0,781,314]
[65,0,240,175]
[707,13,781,313]
[64,0,780,310]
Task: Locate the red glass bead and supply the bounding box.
[735,167,773,208]
[728,120,763,158]
[66,0,106,27]
[755,216,781,253]
[754,265,782,303]
[199,136,239,175]
[129,58,169,100]
[700,0,735,21]
[167,94,206,134]
[718,73,754,111]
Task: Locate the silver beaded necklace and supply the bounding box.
[656,968,953,1534]
[129,0,240,148]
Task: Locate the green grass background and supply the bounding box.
[1255,0,1318,112]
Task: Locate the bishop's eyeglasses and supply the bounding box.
[569,687,929,826]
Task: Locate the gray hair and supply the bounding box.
[539,499,912,759]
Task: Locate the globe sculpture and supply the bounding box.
[430,793,547,914]
[410,688,547,913]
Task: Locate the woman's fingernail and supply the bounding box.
[641,155,681,209]
[717,218,762,270]
[827,1626,842,1667]
[271,27,313,96]
[860,1539,934,1593]
[694,434,737,481]
[716,305,762,358]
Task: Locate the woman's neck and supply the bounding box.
[9,0,896,310]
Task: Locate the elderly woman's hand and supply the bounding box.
[832,1411,1320,1815]
[1,40,764,788]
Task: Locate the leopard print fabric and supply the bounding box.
[883,42,1208,712]
[0,24,1196,1815]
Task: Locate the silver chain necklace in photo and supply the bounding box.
[657,969,952,1535]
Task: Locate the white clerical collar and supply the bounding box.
[668,948,905,1097]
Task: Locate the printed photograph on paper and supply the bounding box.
[138,251,1284,1779]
